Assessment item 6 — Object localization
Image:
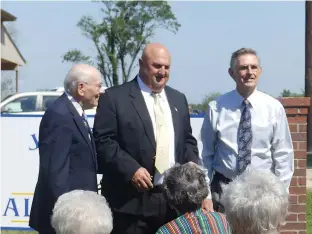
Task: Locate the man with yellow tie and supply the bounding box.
[93,43,199,234]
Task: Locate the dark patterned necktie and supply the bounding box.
[237,99,252,174]
[82,112,90,130]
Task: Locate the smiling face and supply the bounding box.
[75,65,102,110]
[139,43,171,93]
[78,74,102,110]
[229,53,262,97]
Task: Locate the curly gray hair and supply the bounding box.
[163,162,209,214]
[221,167,289,234]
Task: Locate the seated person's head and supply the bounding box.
[163,162,209,214]
[51,190,113,234]
[21,99,35,112]
[221,167,289,234]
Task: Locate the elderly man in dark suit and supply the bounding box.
[29,64,102,234]
[93,43,204,234]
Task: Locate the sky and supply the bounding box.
[1,1,306,104]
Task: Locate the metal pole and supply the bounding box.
[15,69,18,93]
[305,0,312,153]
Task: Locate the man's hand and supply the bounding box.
[131,167,153,192]
[202,199,214,212]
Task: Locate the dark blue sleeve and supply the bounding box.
[39,113,72,201]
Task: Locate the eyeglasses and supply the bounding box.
[238,65,259,71]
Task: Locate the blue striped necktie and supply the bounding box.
[82,112,89,129]
[237,99,252,174]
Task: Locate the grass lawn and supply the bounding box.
[1,232,37,234]
[308,190,312,234]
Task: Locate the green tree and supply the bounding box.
[63,1,180,87]
[190,92,221,113]
[280,89,304,97]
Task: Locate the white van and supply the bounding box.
[0,91,99,115]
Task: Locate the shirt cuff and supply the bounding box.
[206,187,212,200]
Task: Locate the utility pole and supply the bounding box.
[305,0,312,154]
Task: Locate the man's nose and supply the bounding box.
[247,66,253,74]
[158,66,166,74]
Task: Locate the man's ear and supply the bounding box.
[77,82,84,96]
[228,68,235,81]
[258,66,263,76]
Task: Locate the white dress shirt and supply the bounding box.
[65,92,91,139]
[66,92,84,116]
[200,89,294,193]
[137,77,175,185]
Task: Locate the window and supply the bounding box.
[1,96,37,113]
[42,96,59,111]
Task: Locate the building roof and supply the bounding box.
[1,9,16,22]
[1,9,26,70]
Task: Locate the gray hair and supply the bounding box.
[221,167,289,234]
[163,163,209,214]
[63,65,90,95]
[51,190,113,234]
[230,48,260,69]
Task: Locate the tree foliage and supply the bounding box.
[63,1,180,87]
[1,71,15,100]
[190,92,222,113]
[280,89,304,97]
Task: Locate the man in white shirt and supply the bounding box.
[200,48,294,212]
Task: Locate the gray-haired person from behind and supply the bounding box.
[156,162,232,234]
[51,190,113,234]
[221,167,289,234]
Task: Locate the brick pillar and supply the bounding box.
[278,97,310,234]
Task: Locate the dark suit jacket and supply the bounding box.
[29,93,98,233]
[93,77,198,216]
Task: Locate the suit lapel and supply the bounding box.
[62,94,97,169]
[165,87,180,154]
[129,78,156,151]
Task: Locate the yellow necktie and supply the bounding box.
[152,93,170,174]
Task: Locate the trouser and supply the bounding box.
[210,171,232,213]
[38,229,56,234]
[111,186,177,234]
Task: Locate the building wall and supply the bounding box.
[279,97,310,234]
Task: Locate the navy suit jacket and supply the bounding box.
[29,93,98,233]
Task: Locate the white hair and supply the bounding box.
[51,190,113,234]
[63,65,91,95]
[221,167,289,234]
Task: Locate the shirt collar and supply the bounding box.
[234,88,259,108]
[137,75,167,100]
[65,92,84,116]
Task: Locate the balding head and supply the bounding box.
[139,43,171,93]
[141,43,171,62]
[64,64,102,109]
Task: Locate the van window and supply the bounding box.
[42,96,59,111]
[1,96,37,113]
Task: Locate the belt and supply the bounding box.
[213,171,232,184]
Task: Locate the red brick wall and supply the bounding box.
[278,97,310,234]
